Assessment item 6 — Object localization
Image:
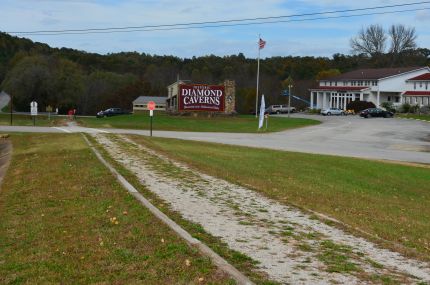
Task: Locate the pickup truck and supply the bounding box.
[265,105,296,114]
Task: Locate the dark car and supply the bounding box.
[96,108,130,118]
[359,108,393,118]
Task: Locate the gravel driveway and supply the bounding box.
[93,133,430,285]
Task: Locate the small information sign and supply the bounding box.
[30,101,38,116]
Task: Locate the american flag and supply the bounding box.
[259,38,266,49]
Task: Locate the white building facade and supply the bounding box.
[309,67,430,110]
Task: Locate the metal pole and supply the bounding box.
[265,115,268,130]
[150,115,153,137]
[9,94,12,125]
[33,116,35,126]
[255,35,260,118]
[288,84,292,118]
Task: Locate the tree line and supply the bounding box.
[0,26,429,115]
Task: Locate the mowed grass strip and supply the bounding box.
[398,114,430,122]
[130,136,430,260]
[77,112,319,133]
[0,133,232,284]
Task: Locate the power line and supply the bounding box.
[8,1,430,35]
[11,7,430,36]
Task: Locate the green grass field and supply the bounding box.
[0,113,61,127]
[130,136,430,260]
[0,134,233,284]
[398,114,430,122]
[76,112,319,133]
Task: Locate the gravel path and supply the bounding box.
[93,134,430,285]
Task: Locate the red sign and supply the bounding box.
[178,84,225,112]
[147,101,156,111]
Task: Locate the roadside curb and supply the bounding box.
[81,134,254,285]
[397,117,430,123]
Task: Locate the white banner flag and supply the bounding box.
[258,94,265,129]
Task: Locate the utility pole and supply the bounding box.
[288,84,292,118]
[282,76,294,118]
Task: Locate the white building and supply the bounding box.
[132,96,167,112]
[166,80,191,112]
[309,66,430,110]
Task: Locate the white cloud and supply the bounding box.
[0,0,429,57]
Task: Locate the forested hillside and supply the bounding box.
[1,32,429,114]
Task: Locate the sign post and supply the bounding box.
[46,105,53,121]
[30,101,38,126]
[147,101,156,137]
[10,94,13,126]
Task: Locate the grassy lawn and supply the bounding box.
[0,133,233,284]
[130,136,430,260]
[0,113,63,127]
[76,112,319,133]
[397,113,430,122]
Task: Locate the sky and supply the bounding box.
[1,0,430,58]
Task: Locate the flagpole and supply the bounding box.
[255,35,260,118]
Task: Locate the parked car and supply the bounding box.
[320,108,345,116]
[265,105,296,114]
[359,108,394,118]
[96,108,131,118]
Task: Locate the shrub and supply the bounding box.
[419,105,430,114]
[307,108,321,114]
[400,103,411,113]
[346,100,376,113]
[380,102,396,113]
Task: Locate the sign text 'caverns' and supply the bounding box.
[178,84,225,112]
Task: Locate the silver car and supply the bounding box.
[321,107,345,116]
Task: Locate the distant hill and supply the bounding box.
[0,32,428,114]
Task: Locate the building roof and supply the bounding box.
[324,67,427,81]
[407,73,430,81]
[310,87,370,92]
[167,80,191,88]
[133,96,167,105]
[403,91,430,96]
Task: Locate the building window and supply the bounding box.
[334,82,337,86]
[420,82,423,88]
[426,82,428,90]
[387,96,391,101]
[414,82,416,90]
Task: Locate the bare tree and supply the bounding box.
[388,24,417,54]
[350,24,386,56]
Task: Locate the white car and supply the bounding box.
[321,108,345,116]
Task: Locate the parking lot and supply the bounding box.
[144,113,430,164]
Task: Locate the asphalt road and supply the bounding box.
[1,114,429,164]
